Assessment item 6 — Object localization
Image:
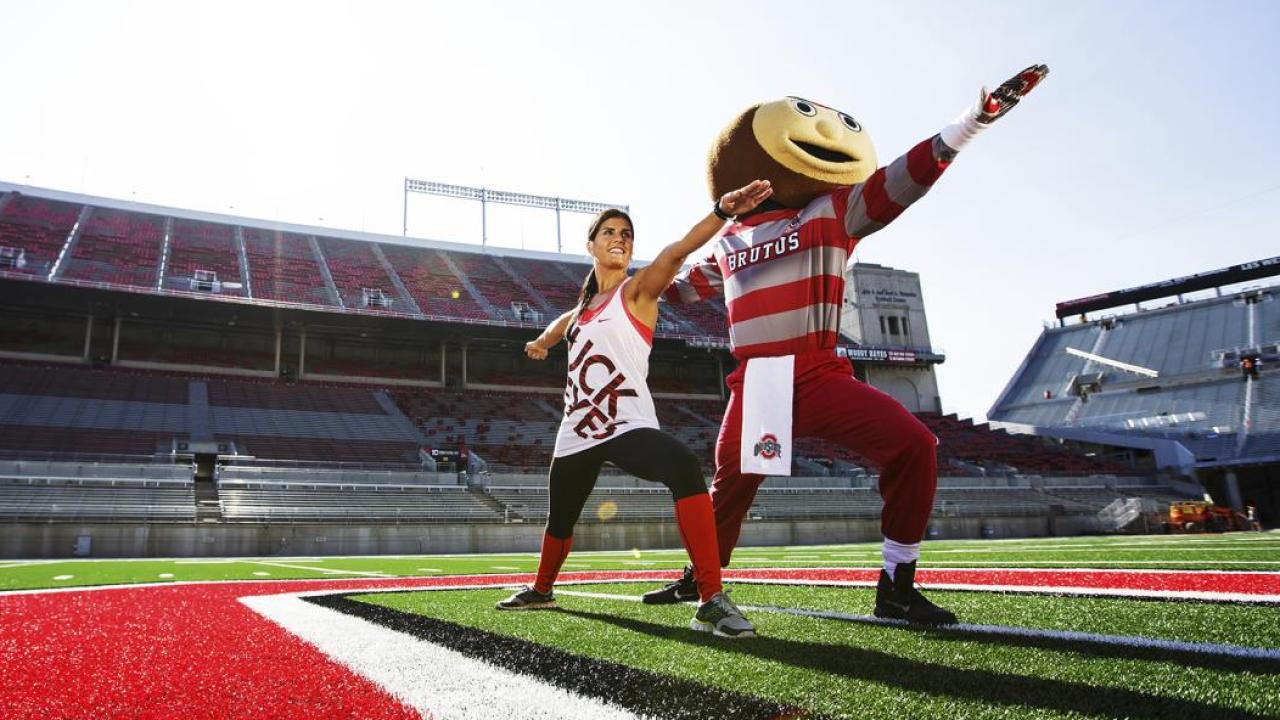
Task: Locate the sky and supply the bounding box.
[3,0,1279,422]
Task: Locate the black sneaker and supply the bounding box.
[641,565,699,605]
[873,561,958,625]
[495,586,556,610]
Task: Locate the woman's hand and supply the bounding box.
[717,179,773,217]
[525,341,549,360]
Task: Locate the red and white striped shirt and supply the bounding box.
[664,135,955,360]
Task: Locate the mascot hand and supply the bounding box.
[977,64,1049,124]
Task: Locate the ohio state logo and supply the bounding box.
[754,433,782,459]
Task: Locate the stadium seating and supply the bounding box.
[316,236,400,311]
[990,288,1280,467]
[501,256,583,312]
[218,464,457,486]
[0,362,426,465]
[481,481,1128,524]
[162,219,245,296]
[218,481,500,522]
[669,297,730,337]
[993,295,1256,425]
[484,486,677,523]
[0,191,741,340]
[917,413,1136,476]
[0,424,173,456]
[0,459,195,521]
[206,377,385,413]
[122,341,275,372]
[447,252,527,320]
[0,477,195,522]
[241,228,336,306]
[0,195,83,276]
[387,384,1133,477]
[1038,483,1189,511]
[379,243,489,319]
[60,208,165,287]
[0,363,188,404]
[747,487,883,519]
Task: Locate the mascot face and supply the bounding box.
[709,96,879,209]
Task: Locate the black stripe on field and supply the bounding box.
[741,603,1280,676]
[305,594,828,720]
[551,607,1276,720]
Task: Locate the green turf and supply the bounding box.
[350,583,1280,720]
[0,531,1277,591]
[578,581,1280,648]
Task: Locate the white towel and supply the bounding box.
[740,355,794,476]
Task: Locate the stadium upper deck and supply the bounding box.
[0,182,732,342]
[990,258,1280,471]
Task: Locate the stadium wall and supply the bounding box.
[1,514,1091,559]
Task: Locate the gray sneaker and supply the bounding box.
[690,592,756,638]
[495,586,556,610]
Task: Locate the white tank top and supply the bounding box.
[553,277,659,457]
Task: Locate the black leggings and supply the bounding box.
[545,428,706,539]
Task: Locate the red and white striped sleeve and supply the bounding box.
[662,252,724,305]
[833,135,956,241]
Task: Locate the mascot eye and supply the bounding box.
[790,99,817,117]
[838,113,861,132]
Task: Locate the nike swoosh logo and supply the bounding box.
[884,600,910,612]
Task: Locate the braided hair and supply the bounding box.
[576,208,634,321]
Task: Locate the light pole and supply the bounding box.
[403,178,627,251]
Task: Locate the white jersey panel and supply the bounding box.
[553,278,658,457]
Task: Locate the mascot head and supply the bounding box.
[708,96,878,210]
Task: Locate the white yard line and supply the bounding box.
[249,560,391,578]
[712,576,1280,603]
[554,590,1280,661]
[242,594,648,720]
[0,560,63,569]
[731,565,1280,574]
[924,545,1276,554]
[894,560,1280,566]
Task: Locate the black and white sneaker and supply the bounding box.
[495,586,556,611]
[873,561,958,625]
[641,565,699,605]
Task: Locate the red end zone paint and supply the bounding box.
[1,568,1277,719]
[0,572,636,720]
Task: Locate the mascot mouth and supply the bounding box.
[792,140,856,164]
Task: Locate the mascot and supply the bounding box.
[644,65,1049,624]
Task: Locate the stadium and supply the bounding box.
[2,180,1277,718]
[3,3,1279,718]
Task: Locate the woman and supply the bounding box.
[495,179,773,638]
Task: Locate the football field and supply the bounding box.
[2,532,1278,719]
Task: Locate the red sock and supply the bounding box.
[674,493,723,602]
[533,533,573,594]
